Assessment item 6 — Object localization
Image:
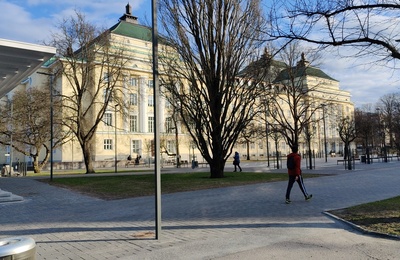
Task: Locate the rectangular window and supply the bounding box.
[104,88,113,103]
[103,73,111,83]
[148,80,154,88]
[104,112,112,126]
[148,116,154,133]
[131,140,140,154]
[130,77,137,86]
[148,95,154,106]
[167,140,176,154]
[104,139,113,150]
[165,100,172,109]
[165,117,173,133]
[129,93,138,105]
[129,115,138,132]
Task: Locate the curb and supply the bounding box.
[323,211,400,241]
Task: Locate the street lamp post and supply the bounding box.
[115,104,119,173]
[263,99,270,167]
[376,108,387,163]
[322,104,327,163]
[266,123,270,167]
[152,0,162,239]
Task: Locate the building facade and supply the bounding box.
[0,5,355,169]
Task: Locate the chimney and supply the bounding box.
[119,3,138,24]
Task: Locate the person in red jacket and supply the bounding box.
[286,145,312,204]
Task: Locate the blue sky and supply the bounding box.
[0,1,151,43]
[0,0,398,108]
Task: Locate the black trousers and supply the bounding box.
[286,175,309,200]
[234,164,242,172]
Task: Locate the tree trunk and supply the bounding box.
[209,158,225,178]
[33,156,41,173]
[344,143,348,160]
[82,142,95,173]
[32,153,48,173]
[308,139,313,169]
[247,141,250,160]
[347,143,352,170]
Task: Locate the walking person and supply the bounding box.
[286,145,312,204]
[233,151,242,172]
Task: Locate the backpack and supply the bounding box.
[287,155,295,170]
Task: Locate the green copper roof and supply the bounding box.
[274,66,338,83]
[109,21,152,42]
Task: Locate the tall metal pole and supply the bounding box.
[50,74,54,180]
[264,100,270,167]
[322,105,327,163]
[152,0,162,239]
[266,123,270,167]
[376,108,387,163]
[115,104,119,173]
[10,101,13,177]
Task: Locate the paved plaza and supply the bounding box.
[1,158,400,259]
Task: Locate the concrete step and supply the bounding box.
[0,190,12,197]
[0,195,24,202]
[0,189,23,203]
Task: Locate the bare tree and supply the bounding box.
[159,0,266,178]
[269,0,400,66]
[0,87,67,173]
[269,124,284,169]
[237,122,261,161]
[392,100,400,154]
[337,116,357,169]
[265,44,326,156]
[48,10,129,173]
[378,93,400,149]
[354,106,379,163]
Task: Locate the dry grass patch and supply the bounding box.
[329,196,400,237]
[40,171,320,200]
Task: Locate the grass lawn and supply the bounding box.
[40,170,400,237]
[328,197,400,237]
[41,171,314,200]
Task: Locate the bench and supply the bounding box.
[169,160,189,168]
[180,160,189,167]
[198,162,208,167]
[125,160,146,167]
[337,158,360,165]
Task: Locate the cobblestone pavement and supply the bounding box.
[1,158,400,259]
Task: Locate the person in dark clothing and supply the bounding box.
[285,145,312,204]
[233,151,242,172]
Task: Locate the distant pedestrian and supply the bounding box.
[233,151,242,172]
[285,145,312,204]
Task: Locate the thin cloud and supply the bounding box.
[2,0,397,107]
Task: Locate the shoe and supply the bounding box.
[305,194,313,201]
[285,199,291,204]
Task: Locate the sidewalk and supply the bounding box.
[1,158,400,259]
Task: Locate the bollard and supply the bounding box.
[0,237,36,260]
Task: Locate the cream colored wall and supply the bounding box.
[0,31,355,167]
[241,71,355,159]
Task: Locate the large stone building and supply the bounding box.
[232,52,354,162]
[1,5,354,170]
